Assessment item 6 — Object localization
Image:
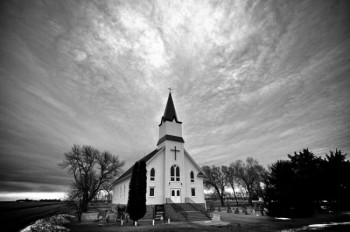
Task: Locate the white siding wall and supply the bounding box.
[113,143,205,206]
[112,178,130,205]
[146,149,165,205]
[163,140,185,201]
[184,153,205,204]
[159,120,182,139]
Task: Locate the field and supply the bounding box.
[0,201,71,232]
[0,201,61,213]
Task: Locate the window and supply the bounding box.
[191,188,196,197]
[170,165,180,181]
[190,171,195,182]
[150,168,155,181]
[150,187,155,197]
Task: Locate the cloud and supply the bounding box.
[0,0,350,195]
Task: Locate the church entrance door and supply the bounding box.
[170,189,181,203]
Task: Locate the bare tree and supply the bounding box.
[222,166,239,206]
[66,185,83,222]
[230,157,266,205]
[202,165,228,207]
[59,145,125,212]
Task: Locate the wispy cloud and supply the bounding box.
[0,0,349,195]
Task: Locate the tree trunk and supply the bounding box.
[82,193,89,212]
[247,191,253,206]
[77,208,82,223]
[233,191,239,206]
[248,196,253,206]
[219,194,225,207]
[76,199,83,223]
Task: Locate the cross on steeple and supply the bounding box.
[171,146,180,160]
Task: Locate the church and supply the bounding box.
[112,92,208,221]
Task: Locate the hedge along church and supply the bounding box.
[112,92,209,221]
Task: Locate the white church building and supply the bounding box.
[112,92,208,221]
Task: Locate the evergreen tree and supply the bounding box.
[264,160,295,216]
[287,148,322,216]
[127,160,147,223]
[322,149,350,210]
[264,148,350,217]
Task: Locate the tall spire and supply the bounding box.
[160,92,182,125]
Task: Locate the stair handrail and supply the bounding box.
[185,197,211,218]
[165,198,184,212]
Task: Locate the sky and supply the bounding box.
[0,0,350,201]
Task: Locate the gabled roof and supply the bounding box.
[114,148,160,184]
[159,92,182,126]
[114,147,205,185]
[184,149,205,177]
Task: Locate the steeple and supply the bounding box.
[157,92,184,147]
[159,92,182,126]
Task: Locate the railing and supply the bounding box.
[165,198,173,204]
[165,198,184,212]
[185,197,211,218]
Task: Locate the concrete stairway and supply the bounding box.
[177,203,211,221]
[177,203,196,211]
[181,210,211,221]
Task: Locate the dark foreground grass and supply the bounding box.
[66,220,229,232]
[65,211,350,232]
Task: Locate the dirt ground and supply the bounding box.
[65,211,350,232]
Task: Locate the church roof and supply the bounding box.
[159,92,182,126]
[114,148,160,184]
[157,135,184,146]
[114,147,205,185]
[184,149,205,177]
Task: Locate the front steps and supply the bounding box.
[168,203,211,221]
[181,210,211,221]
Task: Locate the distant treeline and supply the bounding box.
[16,199,62,202]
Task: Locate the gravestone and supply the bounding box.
[242,206,248,215]
[212,213,220,221]
[227,203,232,213]
[247,207,253,215]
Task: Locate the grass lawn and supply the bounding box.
[66,219,229,232]
[64,211,350,232]
[217,211,350,231]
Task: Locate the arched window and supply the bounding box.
[190,171,195,182]
[150,168,155,181]
[170,165,180,181]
